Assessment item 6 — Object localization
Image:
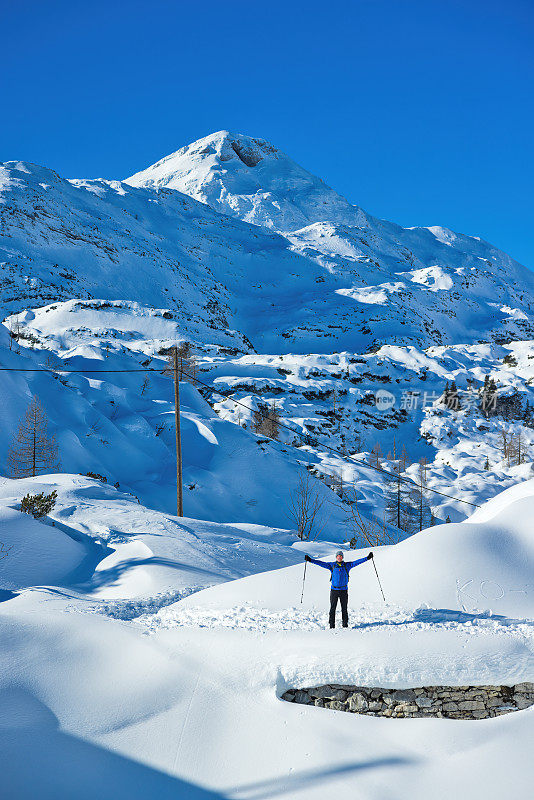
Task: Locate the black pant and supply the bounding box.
[329,589,348,628]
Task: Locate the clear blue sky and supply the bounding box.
[2,0,533,267]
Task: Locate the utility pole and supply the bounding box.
[173,347,183,517]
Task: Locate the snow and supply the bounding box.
[0,505,92,592]
[0,474,303,604]
[0,472,532,799]
[1,129,534,797]
[1,132,534,530]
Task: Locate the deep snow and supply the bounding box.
[0,475,532,799]
[1,129,533,798]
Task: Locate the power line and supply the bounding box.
[0,361,480,508]
[0,367,154,373]
[179,367,480,508]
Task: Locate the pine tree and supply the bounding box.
[448,381,461,411]
[384,461,412,532]
[7,396,60,478]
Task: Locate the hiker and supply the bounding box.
[305,550,373,628]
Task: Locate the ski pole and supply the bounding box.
[371,556,386,602]
[300,559,307,604]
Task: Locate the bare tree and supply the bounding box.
[7,315,21,350]
[501,428,510,464]
[288,471,327,540]
[341,497,399,547]
[0,541,12,562]
[154,421,167,437]
[7,395,60,478]
[165,341,198,385]
[86,417,103,438]
[329,469,344,498]
[369,442,383,469]
[252,401,281,440]
[504,429,529,466]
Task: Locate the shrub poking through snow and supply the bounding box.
[20,490,58,519]
[85,472,108,483]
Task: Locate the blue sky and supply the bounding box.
[2,0,533,267]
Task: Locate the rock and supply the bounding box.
[513,683,534,693]
[513,695,534,710]
[328,700,346,712]
[394,703,418,714]
[308,686,336,699]
[348,693,368,713]
[458,700,485,711]
[391,690,417,703]
[415,697,433,708]
[282,684,530,719]
[332,690,348,701]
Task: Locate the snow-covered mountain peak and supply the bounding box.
[125,130,365,232]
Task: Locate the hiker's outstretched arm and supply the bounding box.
[346,556,369,570]
[305,556,333,570]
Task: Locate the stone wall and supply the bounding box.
[282,682,534,719]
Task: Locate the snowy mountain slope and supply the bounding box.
[126,131,534,349]
[2,146,533,357]
[0,159,338,353]
[2,131,534,535]
[4,299,534,528]
[0,318,350,530]
[0,475,532,800]
[125,131,369,232]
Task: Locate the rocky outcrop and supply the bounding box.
[282,682,534,719]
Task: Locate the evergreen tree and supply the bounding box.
[447,380,461,411]
[384,461,413,533]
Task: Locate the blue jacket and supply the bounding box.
[307,556,368,590]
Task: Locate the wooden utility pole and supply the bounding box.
[173,348,183,517]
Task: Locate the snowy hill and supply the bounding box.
[0,474,532,799]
